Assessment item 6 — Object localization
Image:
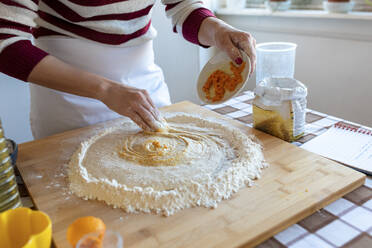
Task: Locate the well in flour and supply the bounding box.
[68,113,267,216]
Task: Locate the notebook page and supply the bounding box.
[301,126,372,173]
[349,134,372,171]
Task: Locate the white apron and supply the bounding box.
[30,38,171,139]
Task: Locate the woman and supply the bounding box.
[0,0,256,139]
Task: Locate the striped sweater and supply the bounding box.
[0,0,214,82]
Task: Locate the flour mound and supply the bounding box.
[68,113,266,216]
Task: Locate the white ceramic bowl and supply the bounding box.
[197,51,251,105]
[323,1,355,13]
[265,0,291,11]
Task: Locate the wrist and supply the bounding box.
[199,17,229,47]
[86,73,113,103]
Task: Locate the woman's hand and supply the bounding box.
[198,18,256,74]
[213,23,256,74]
[28,55,163,132]
[99,81,162,131]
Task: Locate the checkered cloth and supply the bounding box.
[203,90,372,248]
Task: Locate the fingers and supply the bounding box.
[131,111,151,131]
[130,88,160,121]
[136,105,160,131]
[140,89,161,121]
[217,29,257,75]
[223,37,243,66]
[124,88,162,131]
[141,89,155,109]
[232,33,256,75]
[105,83,164,131]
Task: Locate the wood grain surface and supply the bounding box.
[17,101,366,248]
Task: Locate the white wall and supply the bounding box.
[0,75,33,143]
[0,2,202,143]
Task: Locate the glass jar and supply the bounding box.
[0,119,22,212]
[253,77,307,142]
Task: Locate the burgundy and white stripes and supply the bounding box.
[0,0,214,81]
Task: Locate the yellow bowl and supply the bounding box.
[0,207,52,248]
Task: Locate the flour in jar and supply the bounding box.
[68,113,267,216]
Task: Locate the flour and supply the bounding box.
[68,113,267,216]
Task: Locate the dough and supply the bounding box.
[68,113,266,216]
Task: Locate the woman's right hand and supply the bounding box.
[99,81,162,131]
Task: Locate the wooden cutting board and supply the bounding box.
[17,101,365,248]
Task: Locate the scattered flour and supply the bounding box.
[68,113,267,216]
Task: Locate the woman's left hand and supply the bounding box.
[199,18,256,75]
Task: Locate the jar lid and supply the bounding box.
[254,77,307,105]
